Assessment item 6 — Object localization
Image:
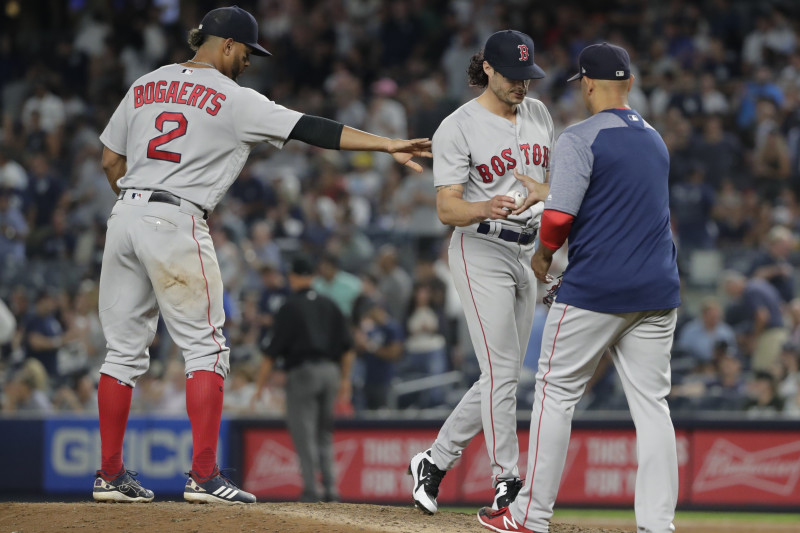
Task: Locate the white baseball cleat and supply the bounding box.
[408,449,446,514]
[492,478,524,510]
[184,466,256,504]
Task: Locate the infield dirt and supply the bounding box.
[1,502,797,532]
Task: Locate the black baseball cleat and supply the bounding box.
[93,468,154,503]
[184,466,256,504]
[408,448,446,514]
[492,478,524,510]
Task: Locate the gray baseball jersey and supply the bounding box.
[101,64,302,212]
[432,97,553,229]
[426,97,554,493]
[98,63,301,386]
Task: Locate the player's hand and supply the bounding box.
[511,169,549,215]
[387,138,433,173]
[531,245,555,283]
[485,195,517,219]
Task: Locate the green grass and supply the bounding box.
[443,507,800,523]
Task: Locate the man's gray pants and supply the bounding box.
[286,360,341,501]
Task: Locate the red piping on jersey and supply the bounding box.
[192,216,222,372]
[524,304,568,526]
[460,233,503,482]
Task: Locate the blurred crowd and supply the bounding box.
[2,0,800,418]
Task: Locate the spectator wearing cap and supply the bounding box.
[748,225,796,302]
[722,270,788,372]
[254,254,355,502]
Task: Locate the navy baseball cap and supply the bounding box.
[483,30,545,81]
[568,43,630,82]
[199,5,271,57]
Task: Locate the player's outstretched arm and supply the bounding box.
[286,115,431,172]
[340,126,432,173]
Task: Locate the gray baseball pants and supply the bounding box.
[431,226,536,487]
[511,303,678,533]
[99,192,230,385]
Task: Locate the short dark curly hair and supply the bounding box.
[467,50,488,88]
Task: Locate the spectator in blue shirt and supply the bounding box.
[670,162,716,251]
[676,297,738,367]
[722,270,788,372]
[353,302,404,410]
[0,185,28,274]
[737,65,784,130]
[24,290,65,376]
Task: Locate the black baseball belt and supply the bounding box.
[118,190,208,219]
[477,222,537,245]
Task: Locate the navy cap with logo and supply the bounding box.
[567,43,630,82]
[483,30,545,81]
[199,5,271,57]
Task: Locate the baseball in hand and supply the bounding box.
[506,190,525,209]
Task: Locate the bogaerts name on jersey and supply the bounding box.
[133,81,226,116]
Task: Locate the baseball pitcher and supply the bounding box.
[409,30,552,514]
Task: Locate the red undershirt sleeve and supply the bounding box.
[539,209,575,251]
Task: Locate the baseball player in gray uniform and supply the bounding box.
[92,5,431,504]
[409,30,553,514]
[478,43,680,533]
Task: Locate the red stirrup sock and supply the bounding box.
[98,373,133,479]
[186,370,224,480]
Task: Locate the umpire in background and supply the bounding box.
[254,254,354,502]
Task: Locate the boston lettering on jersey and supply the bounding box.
[476,143,549,183]
[132,81,227,116]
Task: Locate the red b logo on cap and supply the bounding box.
[518,44,529,61]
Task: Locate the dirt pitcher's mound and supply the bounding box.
[0,501,630,533]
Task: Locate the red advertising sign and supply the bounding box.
[243,428,465,502]
[555,429,691,505]
[241,425,796,508]
[690,431,800,505]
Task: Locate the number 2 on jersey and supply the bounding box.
[147,112,187,163]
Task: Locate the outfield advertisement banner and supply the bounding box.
[690,430,800,505]
[43,417,228,493]
[241,426,794,507]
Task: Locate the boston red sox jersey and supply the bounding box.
[100,64,303,211]
[432,97,553,229]
[545,109,681,312]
